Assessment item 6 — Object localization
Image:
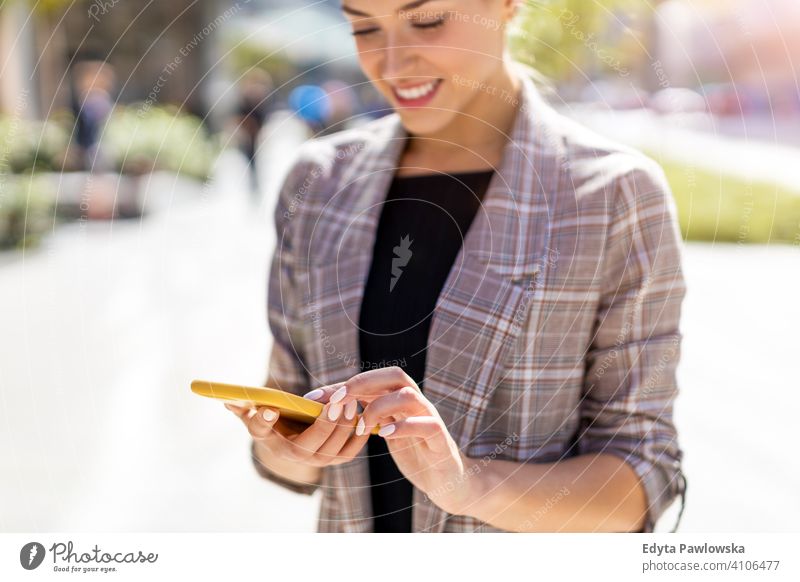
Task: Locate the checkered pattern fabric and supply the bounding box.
[256,69,687,533]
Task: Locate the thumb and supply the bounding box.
[247,406,281,439]
[224,402,255,422]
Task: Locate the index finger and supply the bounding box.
[300,380,348,403]
[286,401,355,457]
[303,367,418,406]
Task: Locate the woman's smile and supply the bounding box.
[390,78,443,108]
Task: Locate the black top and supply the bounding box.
[358,169,494,532]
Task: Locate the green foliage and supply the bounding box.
[657,157,800,244]
[226,40,296,83]
[510,0,648,82]
[1,106,220,181]
[0,174,55,250]
[0,114,70,173]
[100,105,220,180]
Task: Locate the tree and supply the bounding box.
[509,0,652,90]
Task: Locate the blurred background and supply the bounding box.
[0,0,797,532]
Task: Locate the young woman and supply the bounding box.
[227,0,687,533]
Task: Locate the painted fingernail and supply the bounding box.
[328,402,342,421]
[303,388,324,401]
[344,400,357,420]
[355,416,365,436]
[262,408,277,422]
[330,385,347,404]
[378,423,396,437]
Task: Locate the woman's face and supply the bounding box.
[342,0,516,136]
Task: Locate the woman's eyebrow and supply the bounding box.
[342,0,437,18]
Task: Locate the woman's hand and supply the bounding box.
[224,381,370,468]
[303,367,477,515]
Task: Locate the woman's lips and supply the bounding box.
[391,79,442,108]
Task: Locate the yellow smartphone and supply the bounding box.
[191,379,380,434]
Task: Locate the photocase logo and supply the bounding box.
[390,234,413,292]
[16,540,157,574]
[20,542,46,570]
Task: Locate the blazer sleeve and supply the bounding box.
[578,160,687,532]
[251,156,320,495]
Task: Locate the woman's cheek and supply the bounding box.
[355,51,383,85]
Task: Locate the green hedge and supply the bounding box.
[657,158,800,244]
[0,175,54,250]
[101,106,219,180]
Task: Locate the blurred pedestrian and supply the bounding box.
[234,69,274,197]
[70,60,115,172]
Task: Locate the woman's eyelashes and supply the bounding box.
[351,17,446,37]
[411,17,446,30]
[351,27,380,36]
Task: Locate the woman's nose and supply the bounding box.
[381,34,417,81]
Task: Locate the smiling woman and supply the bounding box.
[233,0,688,534]
[341,0,521,173]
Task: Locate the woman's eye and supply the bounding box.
[351,27,380,36]
[351,16,445,36]
[412,18,445,30]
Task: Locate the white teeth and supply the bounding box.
[395,80,438,100]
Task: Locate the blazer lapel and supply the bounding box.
[413,74,565,532]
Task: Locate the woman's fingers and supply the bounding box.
[345,367,419,403]
[343,399,359,421]
[379,417,449,453]
[355,389,452,454]
[223,402,285,442]
[270,416,315,439]
[285,401,349,461]
[246,406,281,439]
[301,380,348,404]
[313,408,368,464]
[334,429,371,461]
[303,367,419,411]
[224,394,368,467]
[358,386,433,435]
[224,402,262,426]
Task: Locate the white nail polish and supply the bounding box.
[303,388,324,400]
[355,416,365,436]
[378,423,396,437]
[262,409,277,422]
[330,385,347,404]
[328,402,342,421]
[344,400,357,420]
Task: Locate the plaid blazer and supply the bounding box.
[256,70,687,533]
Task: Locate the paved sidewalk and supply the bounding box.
[0,151,319,532]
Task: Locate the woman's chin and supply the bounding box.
[396,110,454,138]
